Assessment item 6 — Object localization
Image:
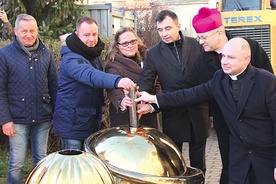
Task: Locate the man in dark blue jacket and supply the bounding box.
[0,14,58,184]
[54,17,134,150]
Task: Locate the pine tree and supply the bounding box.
[3,0,86,39]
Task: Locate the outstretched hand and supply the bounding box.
[118,78,135,90]
[137,103,152,118]
[122,88,157,118]
[120,95,133,110]
[135,91,157,104]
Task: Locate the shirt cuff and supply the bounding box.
[148,104,155,113]
[155,95,160,108]
[114,77,121,89]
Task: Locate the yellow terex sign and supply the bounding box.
[224,15,262,24]
[221,10,275,26]
[221,10,276,71]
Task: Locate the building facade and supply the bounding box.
[83,0,219,37]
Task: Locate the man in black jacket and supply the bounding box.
[138,10,210,173]
[138,7,273,184]
[136,37,276,184]
[168,7,273,184]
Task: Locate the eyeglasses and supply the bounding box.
[117,39,137,47]
[196,30,219,42]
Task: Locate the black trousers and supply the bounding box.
[215,125,231,184]
[245,165,258,184]
[229,165,258,184]
[175,137,207,174]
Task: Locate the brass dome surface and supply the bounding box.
[84,86,204,183]
[85,126,204,184]
[92,125,185,176]
[24,149,114,184]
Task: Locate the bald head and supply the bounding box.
[221,38,251,75]
[225,38,251,58]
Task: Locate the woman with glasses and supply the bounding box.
[105,27,160,129]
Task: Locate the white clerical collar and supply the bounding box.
[229,68,246,81]
[229,74,238,80]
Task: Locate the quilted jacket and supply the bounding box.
[0,38,58,125]
[54,46,120,141]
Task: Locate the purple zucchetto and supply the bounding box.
[192,7,223,33]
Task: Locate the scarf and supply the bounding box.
[66,31,105,61]
[16,37,39,57]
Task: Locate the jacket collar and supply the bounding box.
[159,31,191,72]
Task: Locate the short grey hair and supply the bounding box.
[15,14,37,28]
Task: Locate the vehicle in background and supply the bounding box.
[219,0,276,70]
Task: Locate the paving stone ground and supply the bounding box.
[182,128,222,184]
